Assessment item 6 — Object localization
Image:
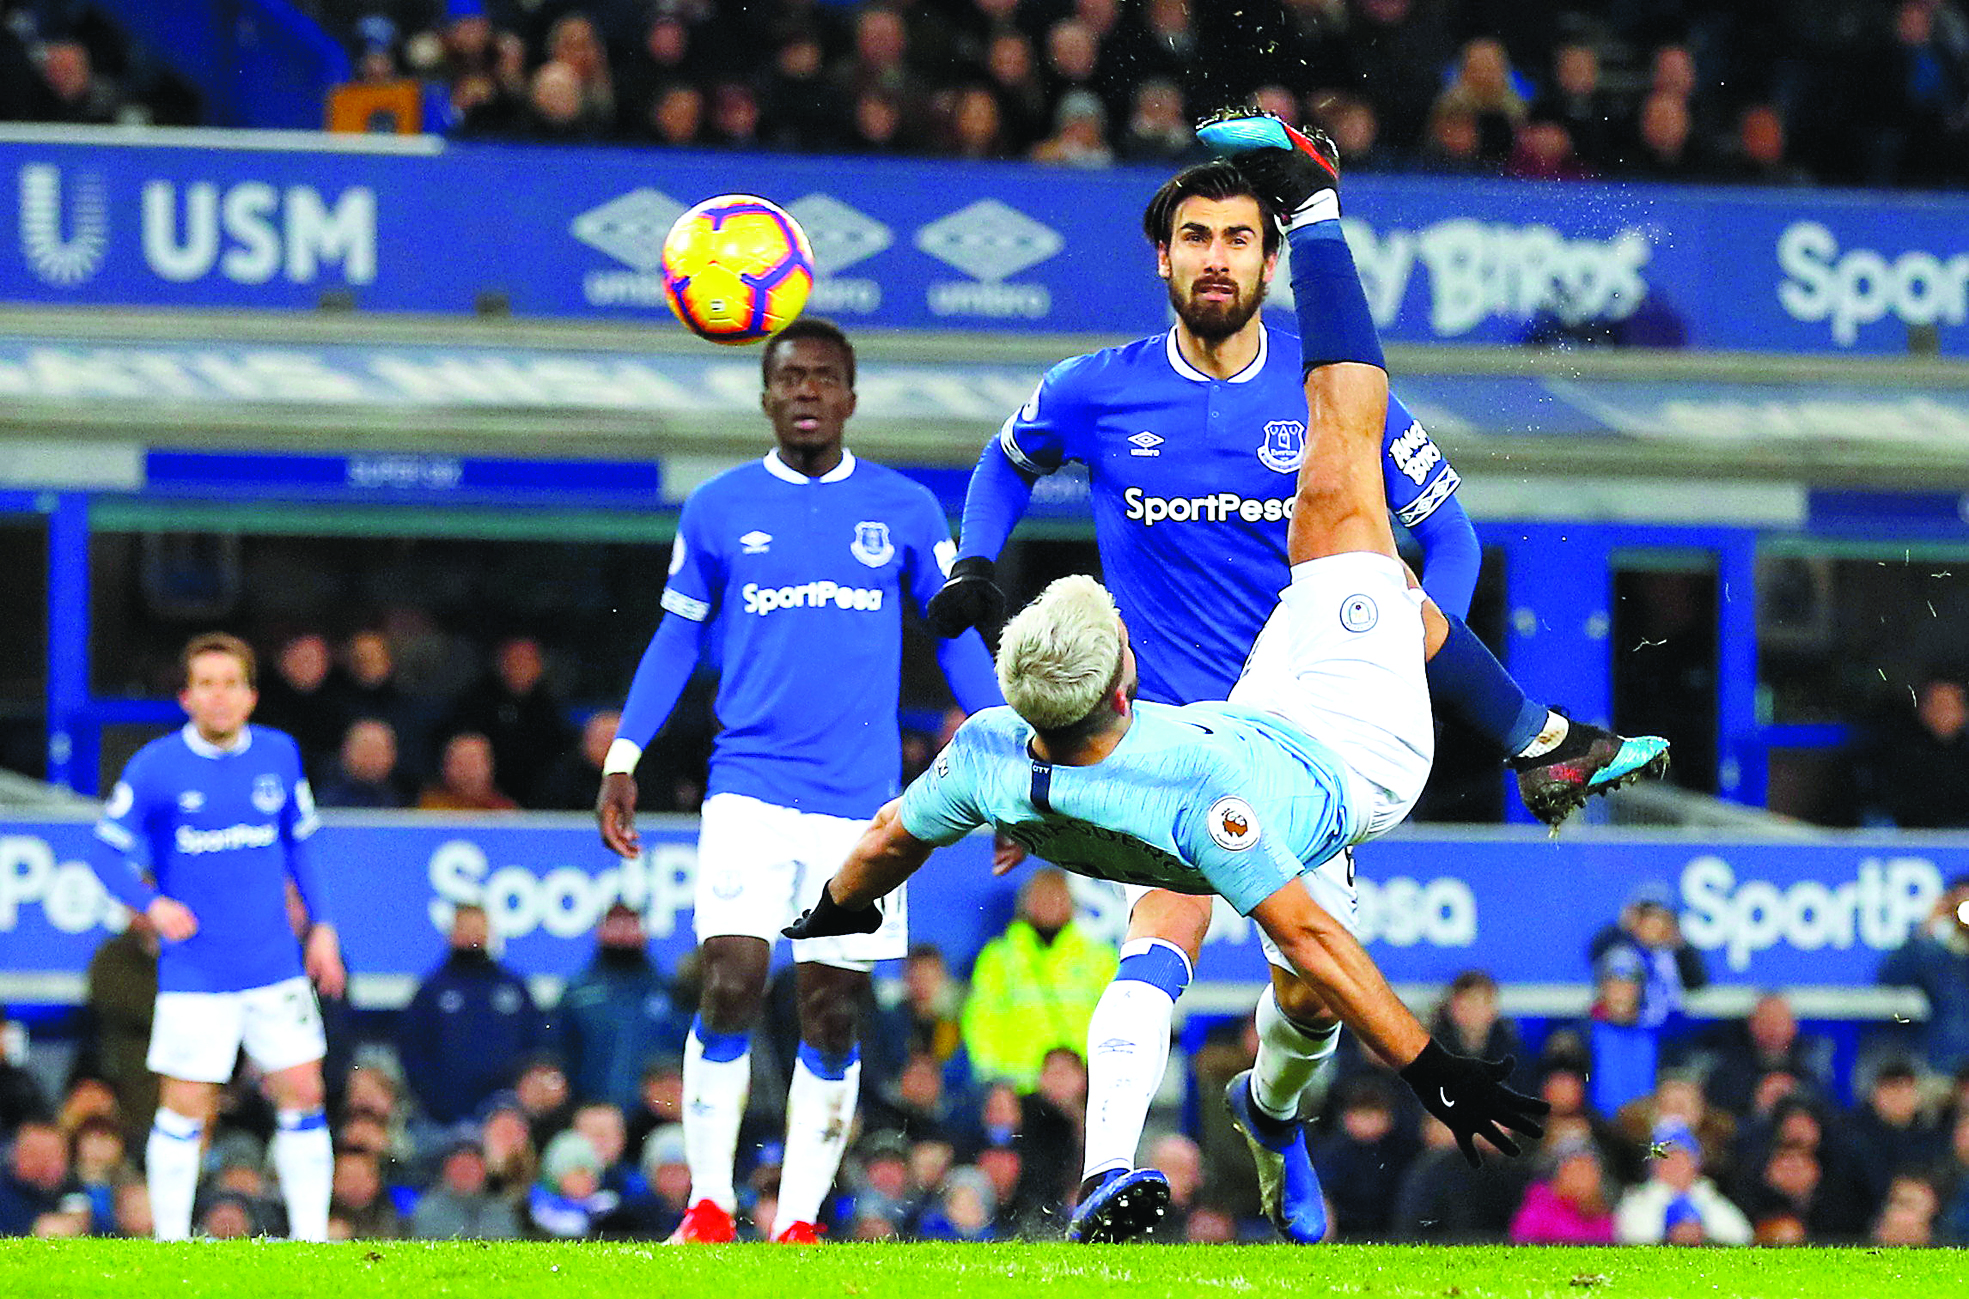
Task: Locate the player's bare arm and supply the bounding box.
[827,799,935,907]
[1248,880,1427,1067]
[303,923,345,999]
[597,770,640,859]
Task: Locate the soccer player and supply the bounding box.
[787,150,1552,1238]
[923,144,1665,1235]
[87,632,341,1241]
[596,319,1003,1245]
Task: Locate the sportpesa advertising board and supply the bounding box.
[0,815,1958,990]
[0,129,1962,355]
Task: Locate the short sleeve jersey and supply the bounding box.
[898,701,1358,915]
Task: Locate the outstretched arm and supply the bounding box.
[829,800,937,908]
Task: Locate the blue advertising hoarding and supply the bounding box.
[1,130,1963,355]
[0,815,1956,993]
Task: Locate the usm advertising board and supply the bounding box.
[0,815,1959,992]
[0,131,1963,355]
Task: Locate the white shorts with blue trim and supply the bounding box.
[148,974,325,1083]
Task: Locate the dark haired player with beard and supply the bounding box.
[923,158,1665,1243]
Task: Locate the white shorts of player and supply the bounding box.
[147,974,326,1084]
[694,791,907,970]
[1121,848,1356,974]
[1229,550,1434,842]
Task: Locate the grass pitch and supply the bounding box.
[5,1240,1965,1298]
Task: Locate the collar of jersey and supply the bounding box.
[181,722,252,759]
[1164,323,1268,385]
[763,448,857,484]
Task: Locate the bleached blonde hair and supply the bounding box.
[995,574,1123,731]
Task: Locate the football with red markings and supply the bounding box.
[660,194,814,345]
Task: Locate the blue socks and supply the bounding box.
[1428,614,1548,755]
[1288,221,1385,373]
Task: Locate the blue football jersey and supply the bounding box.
[90,724,320,993]
[899,701,1356,915]
[661,450,965,818]
[1000,324,1459,704]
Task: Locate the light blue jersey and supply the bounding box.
[898,700,1357,915]
[619,450,1000,819]
[88,723,324,993]
[997,325,1459,704]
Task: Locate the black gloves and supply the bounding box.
[782,881,883,940]
[1399,1039,1549,1167]
[925,557,1005,639]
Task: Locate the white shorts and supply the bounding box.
[694,791,907,969]
[1228,551,1434,843]
[147,975,326,1084]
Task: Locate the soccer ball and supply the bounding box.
[660,194,815,345]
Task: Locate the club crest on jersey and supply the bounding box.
[1257,420,1306,474]
[1340,594,1379,633]
[251,775,285,814]
[851,521,895,568]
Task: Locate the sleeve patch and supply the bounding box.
[1393,465,1461,527]
[660,587,711,622]
[1207,796,1260,851]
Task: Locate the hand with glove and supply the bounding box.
[925,557,1005,638]
[1399,1039,1549,1167]
[783,880,884,940]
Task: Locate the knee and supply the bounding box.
[799,983,861,1054]
[1273,977,1337,1031]
[699,958,766,1031]
[272,1068,324,1113]
[1126,893,1211,962]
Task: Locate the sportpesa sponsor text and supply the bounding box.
[1123,487,1296,527]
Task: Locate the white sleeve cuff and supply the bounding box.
[603,738,644,776]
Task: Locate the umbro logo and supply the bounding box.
[1128,431,1163,457]
[178,790,204,812]
[740,530,772,554]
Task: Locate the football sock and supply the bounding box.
[683,1017,751,1215]
[1081,938,1192,1181]
[1516,710,1572,760]
[1252,986,1341,1122]
[272,1107,332,1241]
[778,1043,860,1228]
[1287,216,1385,373]
[1426,614,1550,757]
[146,1108,203,1241]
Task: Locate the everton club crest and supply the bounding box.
[851,521,895,568]
[1257,420,1306,473]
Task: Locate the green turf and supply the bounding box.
[4,1239,1965,1298]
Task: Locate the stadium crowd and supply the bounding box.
[3,871,1969,1245]
[3,1,1968,189]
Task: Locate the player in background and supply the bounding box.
[597,319,1004,1245]
[923,153,1666,1238]
[787,163,1552,1238]
[87,632,342,1241]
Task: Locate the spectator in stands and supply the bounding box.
[1125,0,1199,94]
[444,636,571,806]
[1730,1094,1873,1240]
[1429,970,1528,1089]
[32,42,123,126]
[1431,38,1528,165]
[1040,19,1105,116]
[1854,678,1969,829]
[960,869,1115,1089]
[1873,1171,1944,1246]
[479,1100,538,1201]
[1865,0,1969,188]
[847,87,909,153]
[1030,89,1112,166]
[1391,1114,1531,1241]
[705,81,764,150]
[1315,93,1394,174]
[536,711,618,812]
[1849,1059,1946,1210]
[760,29,844,153]
[317,718,409,809]
[943,84,1009,160]
[1116,79,1193,163]
[1416,103,1493,175]
[397,904,545,1124]
[866,1050,961,1146]
[1613,1072,1738,1191]
[410,1137,520,1239]
[1717,104,1812,186]
[1614,1118,1752,1244]
[832,6,925,120]
[339,629,428,776]
[901,944,965,1070]
[1533,41,1620,171]
[515,1059,576,1152]
[1696,990,1832,1117]
[1942,1108,1969,1242]
[69,1116,130,1234]
[1580,947,1661,1116]
[257,632,346,779]
[1880,875,1969,1074]
[1507,118,1593,180]
[0,1121,82,1235]
[1146,1132,1202,1240]
[328,1148,398,1239]
[1311,1072,1422,1240]
[1588,880,1708,1029]
[914,1164,997,1241]
[78,929,149,1144]
[983,30,1050,154]
[1629,90,1709,181]
[544,13,615,134]
[1508,1134,1615,1244]
[528,1130,616,1239]
[557,902,688,1110]
[521,61,600,142]
[419,732,519,811]
[618,1122,690,1238]
[644,83,703,147]
[623,1058,683,1159]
